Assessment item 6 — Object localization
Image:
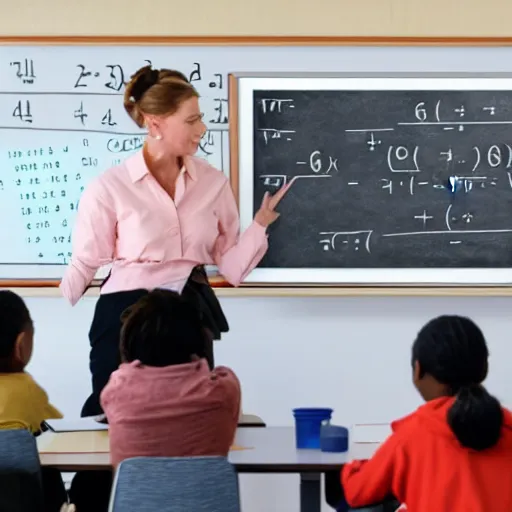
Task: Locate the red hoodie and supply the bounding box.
[342,397,512,512]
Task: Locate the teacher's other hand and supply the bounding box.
[254,183,290,228]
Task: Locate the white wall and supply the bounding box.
[22,292,512,512]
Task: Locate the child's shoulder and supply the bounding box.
[6,372,49,398]
[1,371,38,386]
[209,365,241,394]
[211,365,239,380]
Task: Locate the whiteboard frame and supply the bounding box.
[231,71,512,286]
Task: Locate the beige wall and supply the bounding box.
[2,0,511,38]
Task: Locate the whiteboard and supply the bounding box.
[2,44,512,280]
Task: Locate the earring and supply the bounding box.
[155,134,162,140]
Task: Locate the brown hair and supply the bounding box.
[123,65,199,128]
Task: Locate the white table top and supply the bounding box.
[231,427,378,472]
[38,426,380,473]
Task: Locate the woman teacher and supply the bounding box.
[60,65,288,417]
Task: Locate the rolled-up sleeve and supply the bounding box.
[212,182,268,286]
[60,178,116,306]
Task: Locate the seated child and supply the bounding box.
[100,288,241,467]
[339,315,512,512]
[0,290,70,511]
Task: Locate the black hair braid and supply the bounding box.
[412,315,503,451]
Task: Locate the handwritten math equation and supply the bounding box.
[6,59,228,127]
[255,92,512,257]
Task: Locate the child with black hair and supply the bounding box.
[100,288,241,467]
[0,290,72,511]
[68,289,241,512]
[337,315,512,512]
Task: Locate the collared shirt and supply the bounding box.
[100,359,240,467]
[60,151,268,305]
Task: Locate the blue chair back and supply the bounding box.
[0,429,44,512]
[109,456,240,512]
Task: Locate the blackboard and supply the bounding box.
[234,74,512,284]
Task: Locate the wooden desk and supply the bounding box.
[38,427,380,512]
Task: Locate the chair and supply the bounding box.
[109,456,241,512]
[0,429,44,512]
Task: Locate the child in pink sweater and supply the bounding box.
[100,289,241,467]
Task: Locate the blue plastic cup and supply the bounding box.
[293,407,333,449]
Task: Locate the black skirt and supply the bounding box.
[81,265,229,417]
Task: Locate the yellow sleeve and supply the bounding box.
[41,402,63,420]
[25,375,63,432]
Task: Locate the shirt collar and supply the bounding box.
[127,150,197,183]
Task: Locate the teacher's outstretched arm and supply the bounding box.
[212,180,289,286]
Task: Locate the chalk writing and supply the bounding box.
[253,85,512,270]
[260,98,295,114]
[259,128,295,144]
[319,231,373,254]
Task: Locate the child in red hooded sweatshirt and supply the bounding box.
[341,315,512,512]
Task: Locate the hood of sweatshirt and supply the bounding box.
[390,395,512,449]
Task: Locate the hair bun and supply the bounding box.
[129,67,160,103]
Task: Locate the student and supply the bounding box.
[69,289,241,512]
[100,288,241,467]
[0,290,71,512]
[338,315,512,512]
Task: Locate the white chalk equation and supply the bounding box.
[261,172,507,196]
[259,149,338,188]
[401,99,511,132]
[258,128,296,145]
[382,228,512,238]
[345,128,394,152]
[259,98,295,114]
[379,175,500,196]
[261,140,512,182]
[407,205,480,233]
[296,150,339,174]
[319,230,373,254]
[260,174,331,188]
[319,226,512,254]
[344,98,512,156]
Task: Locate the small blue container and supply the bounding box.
[320,424,349,453]
[293,407,333,449]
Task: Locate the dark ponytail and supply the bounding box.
[412,315,504,451]
[447,383,503,451]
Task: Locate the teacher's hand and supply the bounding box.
[254,183,290,228]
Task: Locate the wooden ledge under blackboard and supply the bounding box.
[3,281,512,297]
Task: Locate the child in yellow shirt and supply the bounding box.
[0,290,71,511]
